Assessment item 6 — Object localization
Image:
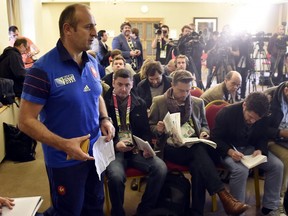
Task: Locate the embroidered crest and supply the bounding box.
[57,185,66,195]
[90,66,99,78]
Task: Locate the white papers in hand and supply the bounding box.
[93,136,115,180]
[2,196,43,216]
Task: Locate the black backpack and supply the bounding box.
[3,122,37,162]
[155,170,191,216]
[0,78,17,106]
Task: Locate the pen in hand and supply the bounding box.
[231,145,244,161]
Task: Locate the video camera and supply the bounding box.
[154,23,168,35]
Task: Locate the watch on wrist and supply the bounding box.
[100,116,112,123]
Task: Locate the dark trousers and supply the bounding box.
[164,143,223,216]
[45,161,104,216]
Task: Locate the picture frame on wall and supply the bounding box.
[193,17,218,34]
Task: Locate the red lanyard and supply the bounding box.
[112,91,131,128]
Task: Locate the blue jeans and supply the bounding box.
[44,161,104,216]
[106,152,167,216]
[223,146,283,210]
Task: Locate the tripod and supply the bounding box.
[247,68,257,93]
[253,41,270,90]
[269,49,286,86]
[206,54,230,89]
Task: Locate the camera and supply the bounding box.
[154,23,167,35]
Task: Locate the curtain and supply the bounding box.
[6,0,21,30]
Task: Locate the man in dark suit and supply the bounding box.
[112,22,142,71]
[96,30,111,68]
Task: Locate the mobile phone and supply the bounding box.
[125,142,134,147]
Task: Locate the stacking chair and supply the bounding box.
[190,86,204,98]
[205,100,261,210]
[104,167,146,216]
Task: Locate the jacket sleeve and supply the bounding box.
[9,53,26,78]
[211,108,232,157]
[112,36,130,60]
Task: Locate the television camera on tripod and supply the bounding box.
[267,24,288,86]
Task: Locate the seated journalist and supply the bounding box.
[104,68,167,216]
[148,70,249,216]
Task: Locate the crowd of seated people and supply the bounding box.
[4,16,288,216]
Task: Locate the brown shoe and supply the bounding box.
[218,189,250,215]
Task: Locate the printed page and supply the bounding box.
[133,135,156,156]
[2,196,43,216]
[93,136,115,180]
[182,137,217,149]
[240,154,267,169]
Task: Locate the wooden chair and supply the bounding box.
[165,160,218,212]
[190,86,204,98]
[104,167,146,216]
[205,100,261,210]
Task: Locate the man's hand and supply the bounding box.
[200,131,210,139]
[143,148,154,158]
[156,121,165,134]
[0,197,14,213]
[252,150,262,157]
[116,141,134,152]
[280,129,288,138]
[65,134,94,161]
[227,149,244,161]
[100,120,115,142]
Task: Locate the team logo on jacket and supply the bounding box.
[90,66,99,78]
[54,74,76,87]
[57,185,66,195]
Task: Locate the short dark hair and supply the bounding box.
[131,28,139,37]
[111,49,122,59]
[245,92,269,117]
[8,25,18,33]
[145,61,163,77]
[114,68,132,80]
[97,30,106,40]
[181,25,192,33]
[14,38,27,48]
[172,70,193,85]
[161,25,169,31]
[120,22,131,31]
[59,4,89,38]
[112,55,126,65]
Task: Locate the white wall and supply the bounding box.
[0,1,286,56]
[0,0,9,51]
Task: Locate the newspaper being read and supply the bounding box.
[163,112,217,149]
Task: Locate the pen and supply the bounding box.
[232,145,239,152]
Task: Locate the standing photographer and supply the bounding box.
[178,25,205,89]
[151,24,173,65]
[268,25,288,85]
[235,31,254,99]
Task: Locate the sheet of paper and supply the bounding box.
[133,135,155,156]
[93,136,115,180]
[2,196,43,216]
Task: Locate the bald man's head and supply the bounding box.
[224,71,242,94]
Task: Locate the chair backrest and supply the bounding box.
[190,86,204,97]
[205,100,230,130]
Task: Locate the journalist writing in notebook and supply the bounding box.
[149,70,249,216]
[212,92,283,216]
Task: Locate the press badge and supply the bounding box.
[118,130,133,145]
[160,50,166,59]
